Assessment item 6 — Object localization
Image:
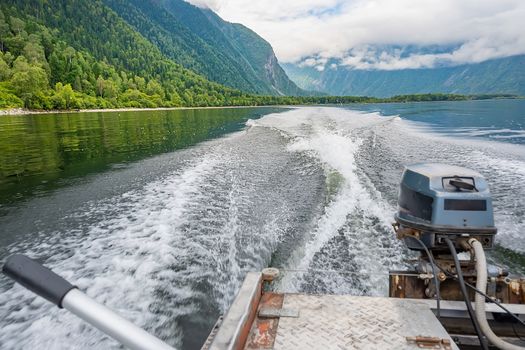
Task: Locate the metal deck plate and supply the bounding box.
[259,308,299,318]
[273,294,459,350]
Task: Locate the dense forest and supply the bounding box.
[102,0,304,95]
[0,3,261,110]
[0,2,519,111]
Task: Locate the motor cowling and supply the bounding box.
[395,163,497,252]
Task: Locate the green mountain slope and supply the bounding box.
[101,0,262,94]
[0,0,258,108]
[284,55,525,97]
[0,0,310,111]
[199,9,304,96]
[154,0,304,96]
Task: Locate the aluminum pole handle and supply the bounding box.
[2,254,176,350]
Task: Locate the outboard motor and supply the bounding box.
[394,163,497,252]
[390,163,525,349]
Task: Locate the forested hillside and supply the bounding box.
[0,0,256,109]
[0,0,306,110]
[103,0,304,95]
[199,8,304,96]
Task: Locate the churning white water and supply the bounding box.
[0,107,524,349]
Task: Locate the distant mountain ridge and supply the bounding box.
[284,55,525,97]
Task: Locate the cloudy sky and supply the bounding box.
[185,0,525,71]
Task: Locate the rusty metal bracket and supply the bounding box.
[258,308,299,318]
[406,336,452,350]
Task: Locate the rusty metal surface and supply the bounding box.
[406,336,452,350]
[244,293,284,349]
[272,294,459,350]
[509,278,525,304]
[206,268,523,350]
[390,271,525,304]
[390,271,426,299]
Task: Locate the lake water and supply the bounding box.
[348,99,525,144]
[0,100,524,349]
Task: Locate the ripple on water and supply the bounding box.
[1,106,524,350]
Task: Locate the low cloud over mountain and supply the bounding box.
[186,0,525,71]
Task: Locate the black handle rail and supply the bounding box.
[3,254,76,308]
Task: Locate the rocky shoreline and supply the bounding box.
[0,105,281,116]
[0,108,78,116]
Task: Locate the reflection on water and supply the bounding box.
[0,107,284,207]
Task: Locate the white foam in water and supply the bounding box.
[0,118,324,349]
[0,154,223,349]
[1,106,524,350]
[467,153,525,252]
[404,121,525,141]
[251,108,406,294]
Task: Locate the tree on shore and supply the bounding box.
[10,56,48,108]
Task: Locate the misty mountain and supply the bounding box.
[284,55,525,97]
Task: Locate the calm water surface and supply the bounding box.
[0,107,283,208]
[348,99,525,143]
[0,101,523,349]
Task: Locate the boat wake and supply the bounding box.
[0,107,524,349]
[248,108,407,294]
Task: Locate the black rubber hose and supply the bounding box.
[445,237,489,350]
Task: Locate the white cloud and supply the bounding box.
[184,0,525,70]
[186,0,222,11]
